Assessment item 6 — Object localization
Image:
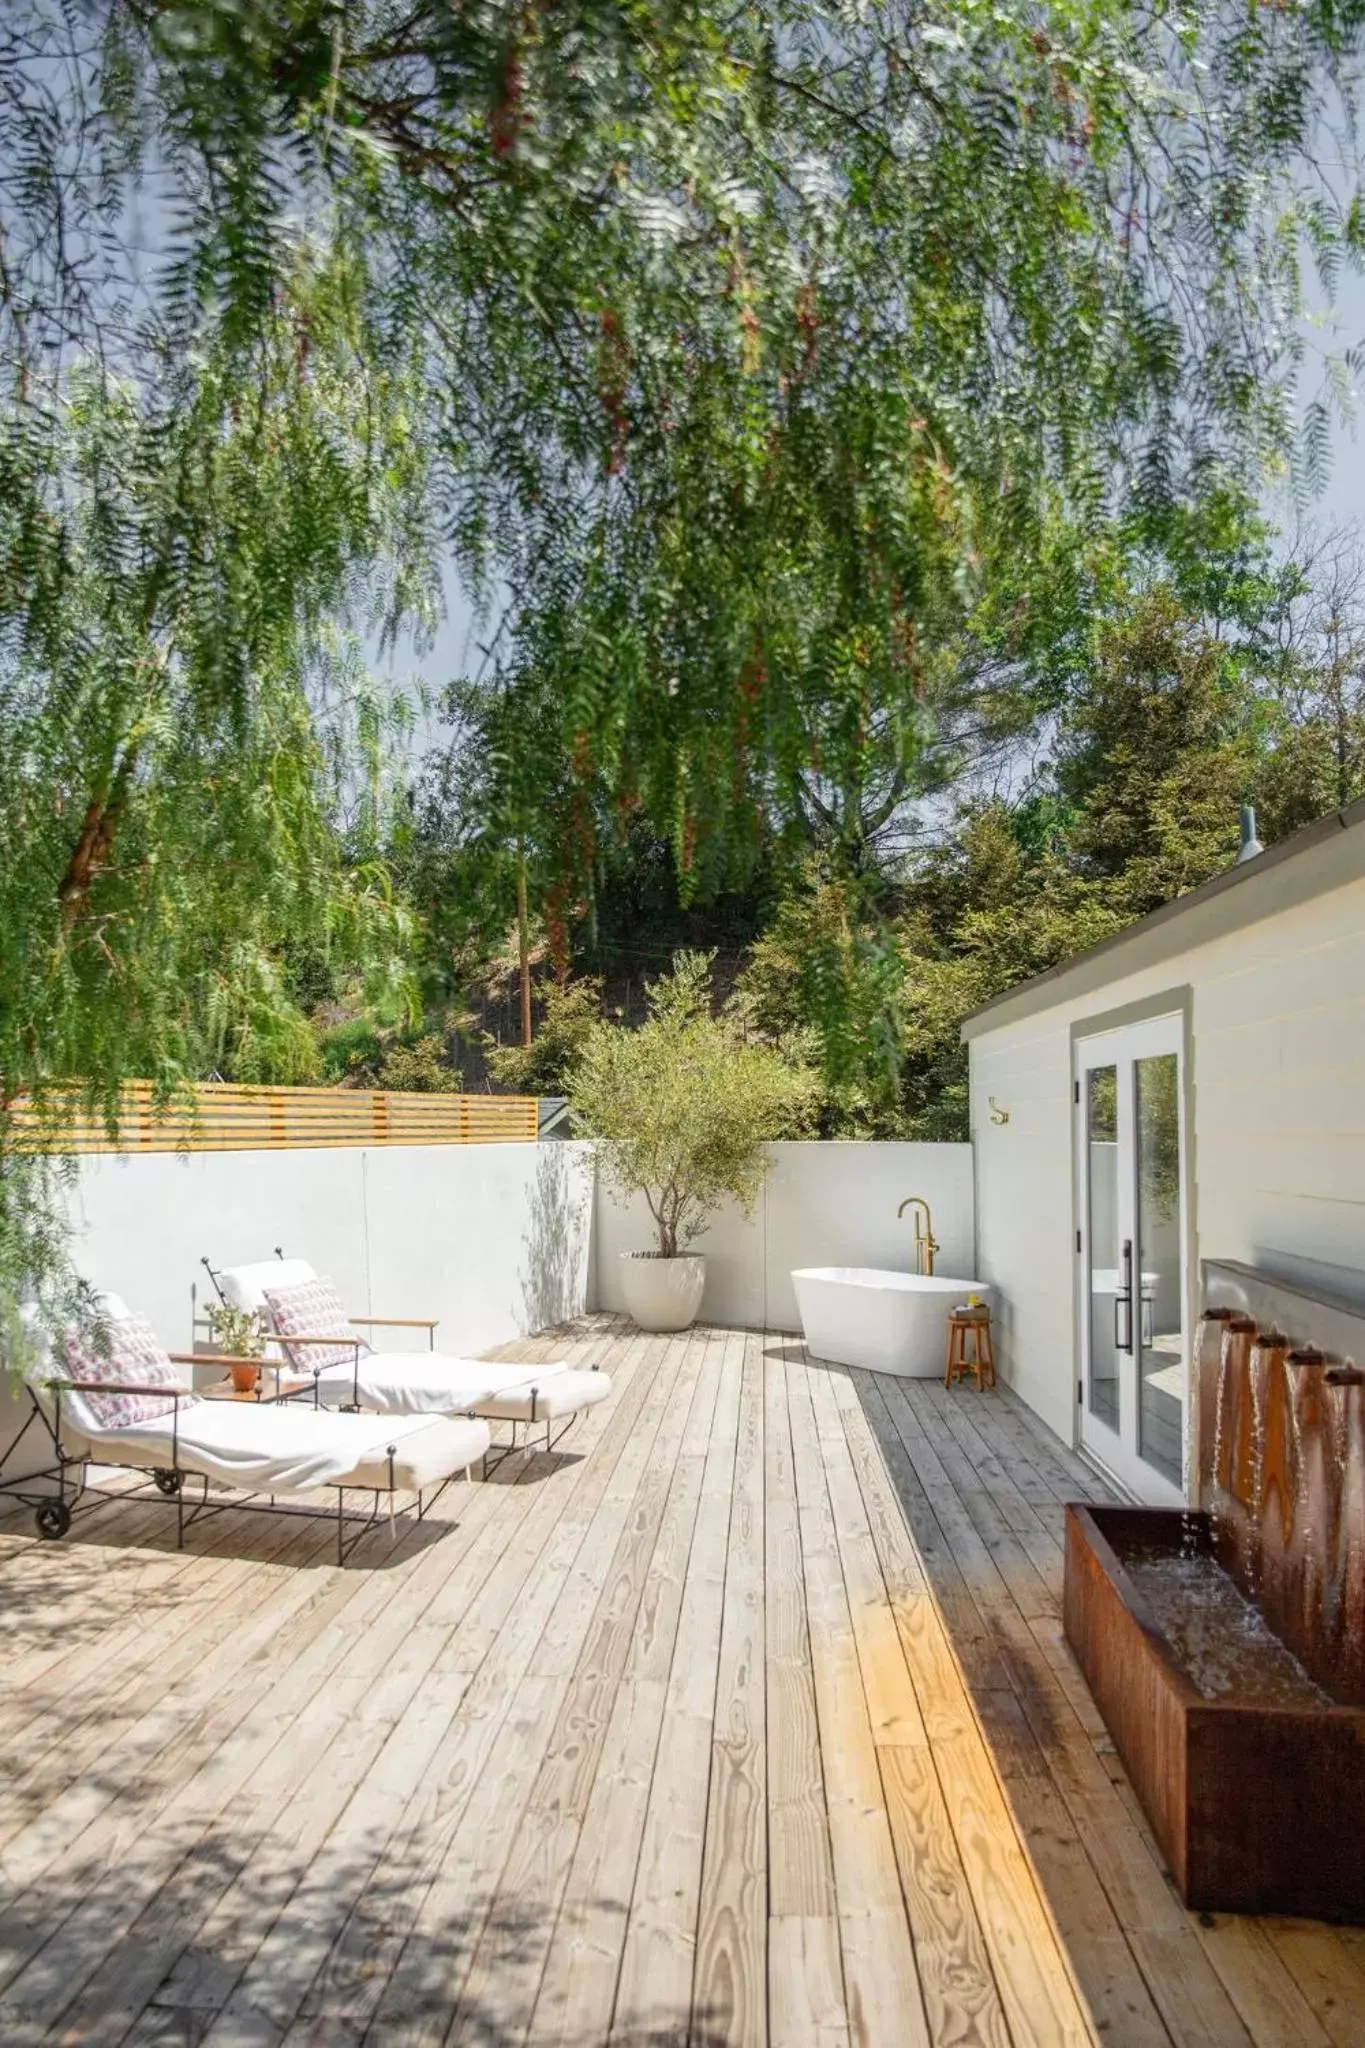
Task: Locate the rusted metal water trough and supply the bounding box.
[1065,1266,1365,1919]
[1063,1502,1365,1918]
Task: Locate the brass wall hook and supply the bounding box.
[988,1096,1010,1125]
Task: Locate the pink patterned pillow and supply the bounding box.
[263,1276,356,1373]
[60,1313,184,1431]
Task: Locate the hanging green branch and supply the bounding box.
[0,248,428,1344]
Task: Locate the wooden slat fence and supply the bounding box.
[7,1081,539,1154]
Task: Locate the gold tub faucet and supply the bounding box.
[897,1197,940,1277]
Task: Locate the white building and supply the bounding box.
[965,794,1365,1504]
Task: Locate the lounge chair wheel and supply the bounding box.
[152,1469,183,1497]
[35,1502,72,1540]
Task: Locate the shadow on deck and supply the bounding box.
[1,1318,1363,2046]
[838,1347,1365,2048]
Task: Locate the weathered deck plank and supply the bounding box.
[693,1329,769,2047]
[610,1328,746,2047]
[0,1316,1361,2048]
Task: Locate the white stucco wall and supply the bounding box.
[0,1140,595,1484]
[968,867,1365,1448]
[591,1140,975,1331]
[71,1138,595,1348]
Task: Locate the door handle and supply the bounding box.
[1112,1237,1134,1354]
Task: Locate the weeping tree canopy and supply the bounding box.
[6,1,1365,889]
[0,244,427,1338]
[0,262,424,1102]
[1,0,1363,1322]
[283,0,1361,912]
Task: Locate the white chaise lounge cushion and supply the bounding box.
[54,1401,489,1495]
[307,1353,611,1422]
[465,1368,610,1423]
[340,1416,489,1491]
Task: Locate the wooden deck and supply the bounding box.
[3,1318,1365,2047]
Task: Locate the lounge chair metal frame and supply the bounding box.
[0,1382,462,1566]
[485,1405,575,1467]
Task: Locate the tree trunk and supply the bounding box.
[516,844,533,1050]
[57,747,139,928]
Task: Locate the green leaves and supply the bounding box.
[737,866,912,1130]
[0,251,427,1329]
[485,977,603,1098]
[417,0,1364,903]
[570,951,817,1255]
[2,0,1363,1323]
[11,0,1360,912]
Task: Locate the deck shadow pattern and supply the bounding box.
[844,1353,1365,2048]
[2,1316,1363,2045]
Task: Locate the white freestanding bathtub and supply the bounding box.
[792,1267,993,1377]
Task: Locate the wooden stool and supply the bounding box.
[945,1306,995,1390]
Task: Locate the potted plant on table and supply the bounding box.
[570,952,816,1332]
[207,1303,267,1393]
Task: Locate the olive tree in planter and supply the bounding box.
[570,953,816,1331]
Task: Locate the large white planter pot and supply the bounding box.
[619,1253,706,1333]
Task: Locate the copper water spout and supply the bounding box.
[897,1196,940,1277]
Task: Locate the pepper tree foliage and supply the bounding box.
[0,249,429,1338]
[1,0,1363,1317]
[12,0,1354,889]
[409,0,1365,934]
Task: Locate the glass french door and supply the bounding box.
[1075,1015,1188,1504]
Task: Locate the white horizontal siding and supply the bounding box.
[969,870,1365,1456]
[972,1021,1078,1441]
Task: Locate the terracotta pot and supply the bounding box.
[230,1360,260,1395]
[619,1253,705,1333]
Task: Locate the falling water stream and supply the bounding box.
[1172,1308,1365,1707]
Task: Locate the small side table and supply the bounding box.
[200,1371,314,1403]
[945,1307,996,1391]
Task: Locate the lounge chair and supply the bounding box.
[0,1295,490,1563]
[211,1256,611,1450]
